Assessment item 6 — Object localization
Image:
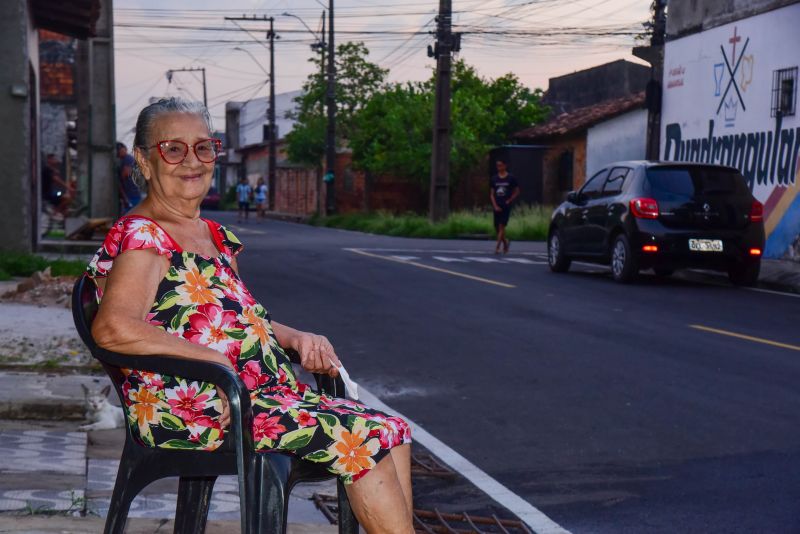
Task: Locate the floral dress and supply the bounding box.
[87,215,411,484]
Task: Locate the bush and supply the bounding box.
[311,205,551,240]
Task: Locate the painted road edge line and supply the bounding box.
[689,324,800,351]
[346,248,516,288]
[357,387,571,534]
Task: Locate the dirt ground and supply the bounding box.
[0,270,94,368]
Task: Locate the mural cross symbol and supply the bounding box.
[716,37,750,115]
[728,26,741,62]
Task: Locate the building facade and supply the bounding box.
[661,0,800,260]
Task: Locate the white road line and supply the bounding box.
[504,258,546,265]
[463,256,505,263]
[351,247,547,255]
[227,224,266,235]
[432,256,469,263]
[389,255,420,261]
[745,286,800,298]
[358,387,571,534]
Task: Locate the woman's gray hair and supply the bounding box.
[130,97,213,192]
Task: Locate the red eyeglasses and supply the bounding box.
[144,138,222,165]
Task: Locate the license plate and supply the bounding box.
[688,239,723,252]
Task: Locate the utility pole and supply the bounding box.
[268,18,277,212]
[225,15,277,210]
[634,0,667,160]
[166,67,207,108]
[428,0,455,222]
[324,0,337,215]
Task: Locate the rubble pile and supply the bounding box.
[1,267,76,308]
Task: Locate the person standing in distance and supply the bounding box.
[254,177,268,220]
[117,142,141,212]
[236,176,252,223]
[490,159,520,254]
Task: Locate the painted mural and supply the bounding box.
[660,3,800,260]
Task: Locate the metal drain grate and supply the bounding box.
[411,453,457,479]
[312,493,532,533]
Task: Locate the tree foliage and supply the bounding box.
[285,42,387,166]
[350,60,548,185]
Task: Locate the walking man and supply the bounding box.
[236,177,253,223]
[490,159,520,254]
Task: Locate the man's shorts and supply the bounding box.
[239,201,250,210]
[493,206,511,229]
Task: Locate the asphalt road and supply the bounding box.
[216,213,800,534]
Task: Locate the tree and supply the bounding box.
[350,60,548,187]
[285,42,387,167]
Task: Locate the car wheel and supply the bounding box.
[728,260,760,286]
[610,233,639,283]
[548,229,571,273]
[653,267,674,278]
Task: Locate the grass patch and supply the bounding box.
[310,205,551,241]
[0,253,86,278]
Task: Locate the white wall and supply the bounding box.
[238,90,301,148]
[586,109,647,175]
[660,2,800,259]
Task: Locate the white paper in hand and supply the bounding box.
[336,364,359,400]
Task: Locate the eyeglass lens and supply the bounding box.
[159,140,219,164]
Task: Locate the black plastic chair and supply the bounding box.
[71,275,359,534]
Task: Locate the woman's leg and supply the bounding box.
[345,451,414,534]
[389,444,413,514]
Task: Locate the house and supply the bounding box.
[0,0,115,252]
[660,0,800,260]
[515,92,647,204]
[542,59,649,115]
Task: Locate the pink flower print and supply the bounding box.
[239,361,270,390]
[271,395,301,414]
[277,367,288,384]
[253,413,287,442]
[216,266,256,307]
[186,415,221,442]
[374,416,411,448]
[294,409,317,428]
[183,304,244,359]
[145,312,163,328]
[121,218,172,255]
[165,381,214,420]
[134,370,165,389]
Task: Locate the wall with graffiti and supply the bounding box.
[660,3,800,261]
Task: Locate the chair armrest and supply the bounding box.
[92,346,253,451]
[283,347,346,398]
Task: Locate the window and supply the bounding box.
[580,169,608,198]
[646,166,749,200]
[603,168,629,196]
[771,67,798,117]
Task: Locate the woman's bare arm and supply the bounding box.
[91,248,233,370]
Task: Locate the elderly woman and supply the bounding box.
[88,97,413,533]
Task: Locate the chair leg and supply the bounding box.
[104,447,158,534]
[255,454,293,534]
[174,476,217,534]
[336,480,359,534]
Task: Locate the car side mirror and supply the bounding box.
[566,191,578,203]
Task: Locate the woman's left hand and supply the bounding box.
[293,332,341,377]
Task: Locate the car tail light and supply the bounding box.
[749,200,763,222]
[630,198,659,219]
[642,245,659,252]
[749,248,762,256]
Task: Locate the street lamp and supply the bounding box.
[233,46,270,78]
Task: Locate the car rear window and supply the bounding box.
[646,167,750,199]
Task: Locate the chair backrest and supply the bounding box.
[72,274,99,351]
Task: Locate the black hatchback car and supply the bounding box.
[547,162,765,285]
